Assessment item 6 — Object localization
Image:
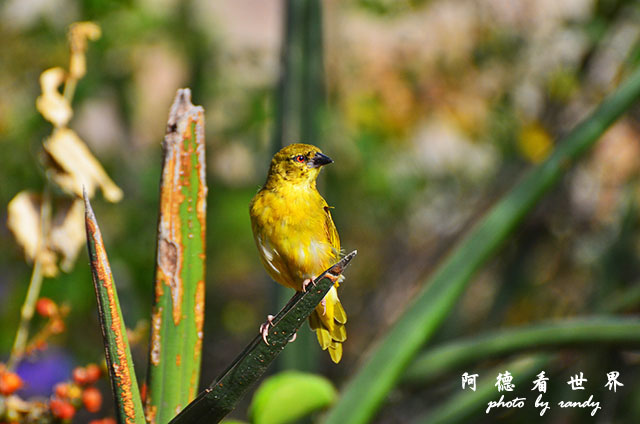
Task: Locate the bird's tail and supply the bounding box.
[309,285,347,363]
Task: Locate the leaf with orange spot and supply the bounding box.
[145,88,207,424]
[84,194,145,424]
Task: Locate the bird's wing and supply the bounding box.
[322,201,341,258]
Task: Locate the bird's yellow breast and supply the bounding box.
[250,183,340,290]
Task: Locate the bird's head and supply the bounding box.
[265,143,333,187]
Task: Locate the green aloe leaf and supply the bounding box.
[403,317,640,385]
[169,251,356,424]
[272,0,327,373]
[84,194,145,424]
[249,371,337,424]
[324,65,640,424]
[145,88,207,424]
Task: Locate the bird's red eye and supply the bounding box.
[295,155,305,163]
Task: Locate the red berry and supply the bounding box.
[89,419,116,424]
[0,371,23,395]
[84,363,101,384]
[82,387,102,413]
[36,298,58,317]
[54,382,70,398]
[72,367,88,385]
[140,382,147,403]
[50,398,75,419]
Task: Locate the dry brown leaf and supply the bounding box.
[49,198,86,273]
[35,68,72,128]
[7,191,58,277]
[68,22,101,79]
[43,128,123,202]
[8,193,91,275]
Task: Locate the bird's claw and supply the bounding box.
[259,314,275,345]
[288,332,297,343]
[325,272,340,284]
[302,273,339,292]
[301,278,314,292]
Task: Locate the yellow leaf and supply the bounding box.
[8,193,91,275]
[35,68,72,128]
[7,191,58,277]
[43,128,123,202]
[50,199,86,273]
[68,21,101,79]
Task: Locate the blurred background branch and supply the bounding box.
[270,0,327,373]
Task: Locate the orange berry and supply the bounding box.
[49,318,65,334]
[0,371,23,395]
[72,367,88,385]
[140,382,147,403]
[50,398,75,420]
[82,387,102,413]
[54,382,70,398]
[36,298,58,317]
[89,419,116,424]
[84,363,101,384]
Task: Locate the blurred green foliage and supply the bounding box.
[2,0,640,422]
[249,371,336,424]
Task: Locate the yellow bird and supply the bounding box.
[249,143,347,363]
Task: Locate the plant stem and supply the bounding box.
[7,184,52,371]
[63,77,77,104]
[169,251,357,424]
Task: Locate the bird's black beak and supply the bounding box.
[309,152,333,168]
